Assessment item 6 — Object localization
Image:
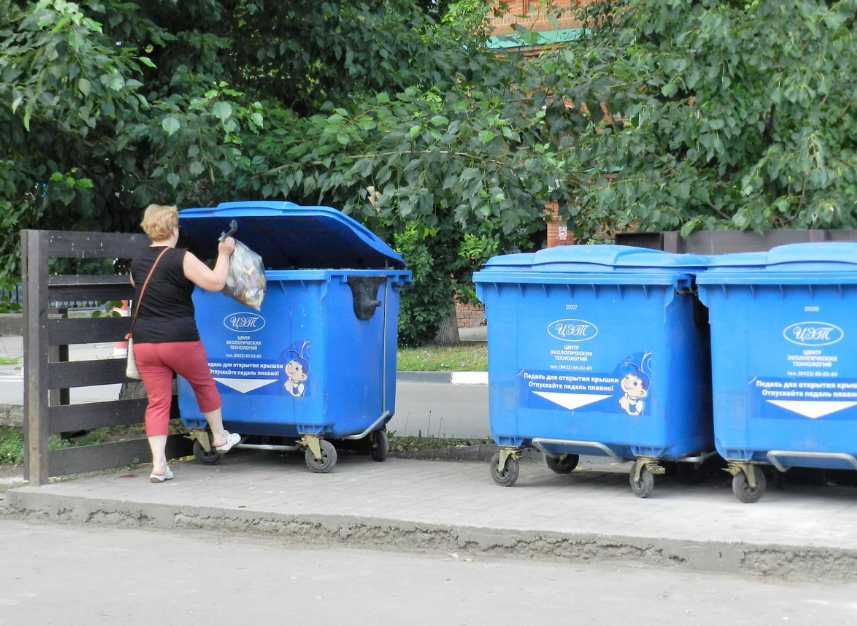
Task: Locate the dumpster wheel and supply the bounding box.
[629,465,655,498]
[546,453,580,474]
[369,429,389,462]
[489,450,520,487]
[190,432,221,465]
[304,438,337,473]
[731,465,766,503]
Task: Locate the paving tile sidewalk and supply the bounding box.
[3,450,857,580]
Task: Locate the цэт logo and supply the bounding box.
[783,321,843,346]
[223,312,266,333]
[547,318,598,342]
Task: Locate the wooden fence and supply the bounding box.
[20,230,191,485]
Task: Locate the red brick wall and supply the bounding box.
[456,299,486,328]
[545,202,575,248]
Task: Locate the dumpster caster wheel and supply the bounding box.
[630,466,655,498]
[489,452,519,487]
[193,439,221,465]
[369,429,389,462]
[546,453,579,474]
[305,439,337,473]
[732,466,766,503]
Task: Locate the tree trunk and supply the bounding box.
[432,309,460,346]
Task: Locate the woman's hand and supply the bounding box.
[218,237,236,257]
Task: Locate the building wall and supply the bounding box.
[455,296,486,328]
[545,202,574,248]
[488,1,580,36]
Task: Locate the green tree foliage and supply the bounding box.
[557,0,857,235]
[7,1,853,341]
[0,0,584,344]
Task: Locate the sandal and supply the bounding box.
[150,466,173,483]
[215,431,241,453]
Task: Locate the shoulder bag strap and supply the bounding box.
[126,247,171,339]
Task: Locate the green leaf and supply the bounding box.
[78,78,91,96]
[461,168,480,181]
[162,116,181,136]
[478,130,495,144]
[167,173,180,188]
[212,102,233,123]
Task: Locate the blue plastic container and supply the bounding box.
[176,201,411,472]
[473,245,713,496]
[698,242,857,501]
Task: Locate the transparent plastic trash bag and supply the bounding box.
[223,238,266,310]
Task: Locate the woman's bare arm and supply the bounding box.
[182,237,235,292]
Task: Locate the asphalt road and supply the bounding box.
[392,380,490,439]
[1,519,856,626]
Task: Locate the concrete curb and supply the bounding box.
[3,489,856,580]
[395,371,487,385]
[394,443,499,462]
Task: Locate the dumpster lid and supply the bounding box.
[178,201,405,269]
[701,242,857,272]
[475,245,709,276]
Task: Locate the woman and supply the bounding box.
[130,204,241,483]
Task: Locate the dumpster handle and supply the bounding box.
[766,450,857,473]
[219,219,238,242]
[341,411,392,440]
[531,438,625,463]
[237,442,303,452]
[676,450,718,464]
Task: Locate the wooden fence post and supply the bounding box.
[23,229,50,486]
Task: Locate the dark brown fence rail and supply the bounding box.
[21,230,192,485]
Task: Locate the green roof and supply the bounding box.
[486,27,583,50]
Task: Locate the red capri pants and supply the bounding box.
[134,340,221,436]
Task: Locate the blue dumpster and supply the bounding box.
[697,242,857,502]
[176,201,411,472]
[473,245,714,497]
